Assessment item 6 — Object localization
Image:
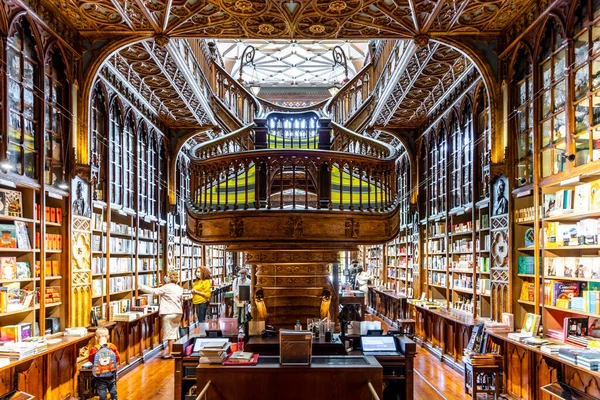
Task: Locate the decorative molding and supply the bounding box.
[283,216,303,238]
[345,218,360,239]
[229,217,244,237]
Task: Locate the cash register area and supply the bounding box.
[115,314,463,400]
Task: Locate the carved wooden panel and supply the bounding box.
[129,320,143,361]
[72,214,92,328]
[112,322,129,368]
[17,357,45,400]
[505,342,532,400]
[534,354,558,400]
[0,370,14,396]
[48,346,75,400]
[563,367,600,398]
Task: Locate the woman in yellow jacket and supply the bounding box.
[191,266,212,322]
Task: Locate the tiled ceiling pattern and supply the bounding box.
[215,40,369,87]
[105,41,214,128]
[376,43,473,128]
[44,0,531,38]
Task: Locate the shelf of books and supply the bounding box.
[475,203,491,318]
[512,187,539,327]
[424,217,448,308]
[0,183,70,336]
[364,244,383,287]
[90,203,163,323]
[540,176,600,339]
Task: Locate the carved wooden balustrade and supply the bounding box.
[328,63,372,124]
[214,63,258,124]
[186,113,402,246]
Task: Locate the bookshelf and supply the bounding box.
[365,244,383,287]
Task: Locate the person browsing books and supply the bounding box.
[233,268,251,322]
[139,270,183,359]
[191,266,212,323]
[88,327,120,400]
[355,266,372,294]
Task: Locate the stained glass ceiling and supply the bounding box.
[215,40,370,88]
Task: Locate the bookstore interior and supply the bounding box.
[7,0,600,399]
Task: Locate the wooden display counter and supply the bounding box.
[109,311,162,372]
[409,303,478,371]
[0,334,93,400]
[196,355,383,400]
[368,288,409,325]
[245,335,347,355]
[487,331,600,400]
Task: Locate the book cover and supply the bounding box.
[544,193,556,217]
[590,179,600,210]
[521,313,541,335]
[0,257,17,280]
[0,224,17,248]
[2,189,22,218]
[14,221,30,249]
[15,262,30,279]
[575,183,591,213]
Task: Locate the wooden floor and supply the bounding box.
[115,315,477,400]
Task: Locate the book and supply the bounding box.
[227,351,254,362]
[521,313,541,335]
[15,262,30,279]
[0,224,16,248]
[223,353,259,366]
[574,183,591,213]
[590,179,600,210]
[543,193,556,217]
[14,221,30,249]
[0,257,17,280]
[1,189,22,218]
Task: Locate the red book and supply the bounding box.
[223,353,259,366]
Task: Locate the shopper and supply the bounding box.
[355,266,372,294]
[139,270,183,359]
[89,327,120,400]
[191,266,212,323]
[233,268,251,322]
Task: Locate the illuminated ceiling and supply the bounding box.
[215,40,369,87]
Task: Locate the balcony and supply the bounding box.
[186,111,402,247]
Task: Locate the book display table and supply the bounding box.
[368,288,409,325]
[487,331,600,399]
[0,334,93,400]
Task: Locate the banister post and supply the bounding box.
[254,118,268,149]
[318,118,331,150]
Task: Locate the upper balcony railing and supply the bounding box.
[187,113,399,214]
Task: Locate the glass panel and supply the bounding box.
[555,50,566,78]
[576,131,591,165]
[554,80,566,109]
[528,128,533,156]
[542,61,552,88]
[593,128,600,161]
[24,150,35,179]
[518,110,527,132]
[518,132,527,159]
[527,76,533,99]
[23,60,34,88]
[595,0,600,18]
[542,149,552,177]
[8,113,20,141]
[23,89,34,118]
[518,81,527,106]
[593,25,600,54]
[542,119,552,147]
[554,112,566,142]
[574,67,589,100]
[555,141,566,173]
[517,163,528,186]
[593,94,600,126]
[575,33,589,66]
[528,104,534,131]
[541,90,551,118]
[8,80,21,111]
[593,58,600,90]
[575,101,590,133]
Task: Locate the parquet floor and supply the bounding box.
[115,315,477,400]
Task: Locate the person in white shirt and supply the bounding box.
[233,268,251,322]
[139,270,183,359]
[355,266,372,294]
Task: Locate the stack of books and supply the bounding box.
[199,342,230,364]
[577,349,600,371]
[540,344,573,355]
[523,337,548,347]
[0,342,37,359]
[224,351,258,365]
[484,321,510,333]
[558,348,584,364]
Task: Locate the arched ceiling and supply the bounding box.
[44,0,529,39]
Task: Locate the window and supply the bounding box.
[450,116,462,209]
[437,127,447,215]
[476,87,491,199]
[148,132,157,217]
[44,50,67,187]
[513,48,534,186]
[539,19,567,178]
[138,125,148,214]
[123,114,135,210]
[429,133,438,216]
[571,1,600,167]
[158,140,167,220]
[462,105,473,205]
[91,87,107,201]
[109,102,122,205]
[7,18,38,179]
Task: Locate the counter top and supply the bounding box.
[0,333,93,374]
[197,355,381,370]
[409,302,481,326]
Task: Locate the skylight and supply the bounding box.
[215,39,370,88]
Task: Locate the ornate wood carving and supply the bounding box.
[345,218,360,238]
[229,217,244,237]
[283,216,303,238]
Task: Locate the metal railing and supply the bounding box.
[367,381,380,400]
[195,381,212,400]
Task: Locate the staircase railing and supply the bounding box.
[327,63,373,124]
[214,62,260,124]
[331,121,394,159]
[258,98,329,116]
[190,124,255,160]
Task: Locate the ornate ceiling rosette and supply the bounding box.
[220,0,270,17]
[458,2,502,28]
[78,1,124,26]
[120,44,152,61]
[296,15,340,38]
[245,15,288,38]
[312,0,363,18]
